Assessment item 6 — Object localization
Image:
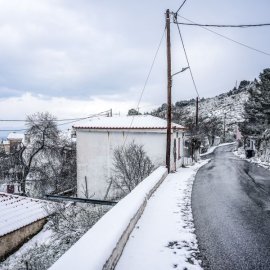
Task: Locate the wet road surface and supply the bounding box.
[192,144,270,270]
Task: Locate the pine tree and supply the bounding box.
[240,69,270,137]
[259,68,270,124]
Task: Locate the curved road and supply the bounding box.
[192,144,270,270]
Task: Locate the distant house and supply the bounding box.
[7,132,25,153]
[73,115,186,199]
[0,140,10,154]
[0,193,50,260]
[1,183,22,195]
[0,132,25,154]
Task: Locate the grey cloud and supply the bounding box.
[0,0,269,103]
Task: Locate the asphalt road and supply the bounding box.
[192,144,270,270]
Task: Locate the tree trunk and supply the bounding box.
[21,167,29,195]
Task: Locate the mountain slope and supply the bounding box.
[150,82,252,127]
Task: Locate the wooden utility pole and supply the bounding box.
[195,97,199,129]
[166,9,172,173]
[223,112,227,142]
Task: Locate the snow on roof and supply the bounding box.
[7,132,25,140]
[0,193,50,236]
[73,115,185,130]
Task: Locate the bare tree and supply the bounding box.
[33,137,77,195]
[18,112,59,195]
[107,141,154,199]
[1,112,77,197]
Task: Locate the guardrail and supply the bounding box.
[45,194,117,206]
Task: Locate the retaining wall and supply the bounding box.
[50,166,168,270]
[0,218,47,261]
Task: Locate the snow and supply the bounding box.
[180,89,249,124]
[4,226,52,264]
[115,161,209,270]
[233,147,270,170]
[0,193,51,236]
[0,204,110,270]
[49,166,168,270]
[200,142,236,156]
[7,132,24,140]
[73,115,185,130]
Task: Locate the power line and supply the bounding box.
[174,17,200,97]
[177,16,270,57]
[0,110,111,123]
[174,21,270,28]
[135,26,166,113]
[0,128,27,132]
[176,0,188,14]
[123,26,166,146]
[0,110,112,133]
[58,110,111,127]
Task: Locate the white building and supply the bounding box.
[0,132,25,154]
[73,115,186,199]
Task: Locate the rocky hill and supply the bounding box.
[150,81,253,128]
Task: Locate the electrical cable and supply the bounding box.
[0,110,112,133]
[123,26,166,146]
[0,110,111,123]
[0,128,27,132]
[135,26,166,114]
[58,111,110,127]
[176,16,270,57]
[175,18,200,98]
[176,0,188,14]
[174,21,270,28]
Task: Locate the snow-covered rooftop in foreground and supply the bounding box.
[7,132,24,140]
[73,115,185,130]
[0,193,50,236]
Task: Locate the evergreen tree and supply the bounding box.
[260,68,270,123]
[240,69,270,137]
[127,108,141,116]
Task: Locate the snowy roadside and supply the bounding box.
[233,147,270,170]
[115,160,209,270]
[200,142,235,157]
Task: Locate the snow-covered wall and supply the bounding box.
[76,129,184,199]
[49,166,168,270]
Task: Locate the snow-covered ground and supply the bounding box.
[234,147,270,170]
[200,142,236,157]
[115,160,209,270]
[1,226,53,270]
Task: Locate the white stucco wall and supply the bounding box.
[77,129,184,199]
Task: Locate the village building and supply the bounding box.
[0,140,10,154]
[73,115,187,199]
[0,193,50,260]
[7,132,25,154]
[0,132,25,154]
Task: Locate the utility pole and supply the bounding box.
[165,9,172,173]
[195,97,199,129]
[223,112,227,142]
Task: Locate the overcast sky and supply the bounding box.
[0,0,269,134]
